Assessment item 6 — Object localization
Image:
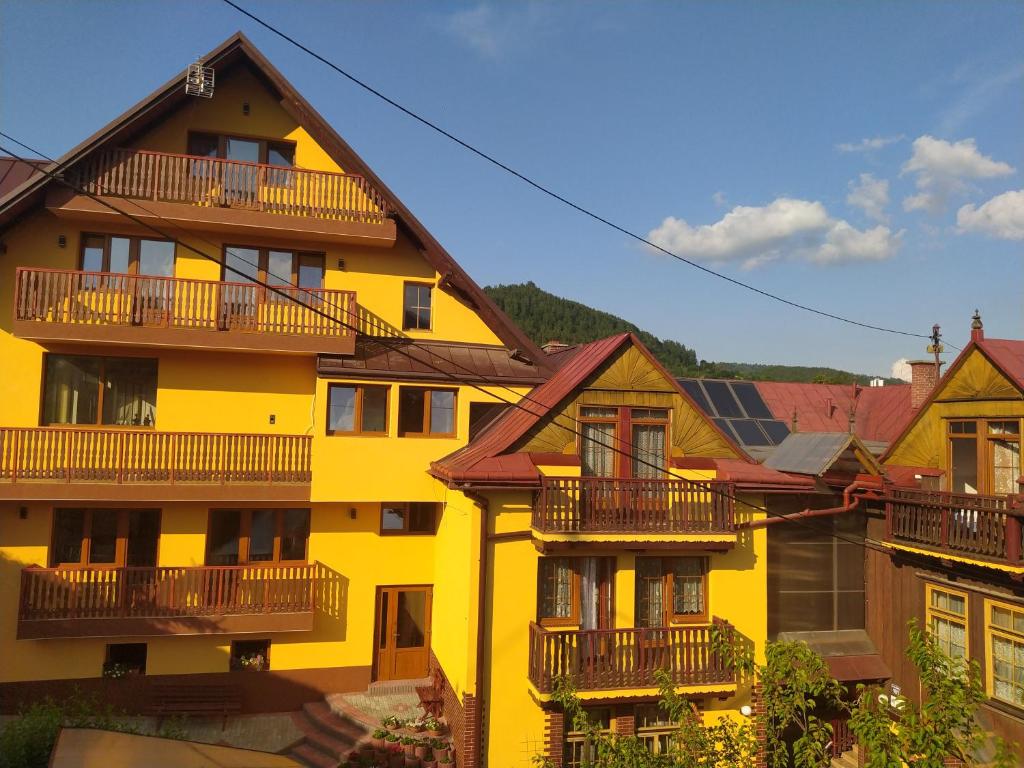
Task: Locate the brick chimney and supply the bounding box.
[971,309,984,342]
[909,360,942,409]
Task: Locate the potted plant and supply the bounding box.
[231,651,266,672]
[371,729,387,750]
[423,716,443,739]
[408,717,426,733]
[437,755,453,766]
[421,759,437,768]
[102,662,135,679]
[400,736,418,757]
[429,738,449,761]
[414,739,431,760]
[382,715,403,731]
[384,731,401,754]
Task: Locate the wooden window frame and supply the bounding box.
[188,131,296,168]
[925,583,969,660]
[397,386,457,438]
[635,556,709,626]
[326,384,390,436]
[79,233,176,275]
[229,638,271,672]
[205,508,311,566]
[402,281,434,331]
[104,642,148,676]
[945,418,1023,495]
[537,557,581,628]
[984,598,1024,710]
[49,508,161,569]
[379,502,439,536]
[41,353,158,429]
[577,405,671,478]
[221,244,325,288]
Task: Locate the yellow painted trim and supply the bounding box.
[880,540,1024,575]
[532,531,737,545]
[530,682,738,703]
[982,597,1024,709]
[924,582,969,659]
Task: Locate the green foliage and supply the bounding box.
[0,691,187,768]
[484,282,899,383]
[850,621,1018,768]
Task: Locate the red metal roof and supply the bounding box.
[0,157,46,200]
[979,338,1024,390]
[753,381,912,443]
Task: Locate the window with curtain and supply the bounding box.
[538,558,576,625]
[581,422,616,477]
[631,423,667,479]
[989,421,1021,495]
[946,419,1023,495]
[988,600,1024,708]
[43,355,157,427]
[926,585,968,662]
[636,557,708,626]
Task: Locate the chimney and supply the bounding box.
[542,340,571,354]
[970,310,984,342]
[908,360,942,409]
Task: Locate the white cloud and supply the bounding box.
[846,173,890,223]
[444,3,549,59]
[956,189,1024,240]
[890,358,911,382]
[647,198,903,269]
[712,191,727,207]
[901,135,1015,214]
[836,135,904,153]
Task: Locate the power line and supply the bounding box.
[220,0,938,344]
[0,139,925,563]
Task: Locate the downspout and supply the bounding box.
[462,487,490,765]
[739,480,880,530]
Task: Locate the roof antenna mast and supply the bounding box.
[927,324,943,380]
[185,59,215,98]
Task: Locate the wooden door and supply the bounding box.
[374,586,432,681]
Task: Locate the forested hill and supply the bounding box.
[484,282,896,384]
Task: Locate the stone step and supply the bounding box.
[288,742,339,768]
[291,711,356,760]
[302,701,373,744]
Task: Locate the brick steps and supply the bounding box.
[286,702,375,768]
[287,741,338,768]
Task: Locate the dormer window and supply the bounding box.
[578,405,670,478]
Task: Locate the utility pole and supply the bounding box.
[927,324,943,380]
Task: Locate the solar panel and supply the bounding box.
[713,418,738,441]
[729,418,773,446]
[679,379,712,414]
[759,419,791,445]
[703,380,743,418]
[731,382,773,419]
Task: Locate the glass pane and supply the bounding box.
[381,505,406,531]
[403,284,431,330]
[248,509,275,562]
[109,237,131,273]
[225,138,260,163]
[632,424,666,478]
[991,439,1021,495]
[631,408,669,420]
[396,591,427,648]
[267,144,294,167]
[89,509,119,564]
[729,418,772,446]
[188,133,219,158]
[731,382,773,418]
[759,419,791,445]
[280,509,309,561]
[361,387,388,433]
[224,247,261,284]
[81,235,105,272]
[378,591,389,649]
[328,386,356,432]
[297,254,324,290]
[206,510,241,566]
[579,406,617,419]
[399,388,426,435]
[950,438,978,494]
[992,606,1012,629]
[635,558,664,628]
[429,390,455,435]
[101,358,157,427]
[138,240,174,277]
[267,250,293,285]
[43,355,100,425]
[51,509,85,565]
[541,558,573,619]
[703,380,743,417]
[581,422,616,477]
[408,503,434,533]
[126,509,159,567]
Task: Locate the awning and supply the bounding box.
[776,629,891,683]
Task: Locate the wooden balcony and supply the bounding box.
[533,477,736,546]
[17,563,318,639]
[13,267,359,354]
[51,148,396,247]
[528,619,737,695]
[0,427,311,502]
[885,487,1023,566]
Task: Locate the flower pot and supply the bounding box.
[414,745,429,760]
[389,755,404,768]
[375,749,389,762]
[359,744,374,757]
[433,748,450,761]
[426,728,443,739]
[404,757,419,768]
[422,761,437,768]
[403,743,416,757]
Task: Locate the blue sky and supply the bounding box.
[2,1,1021,376]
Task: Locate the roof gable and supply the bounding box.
[763,432,882,477]
[0,32,549,370]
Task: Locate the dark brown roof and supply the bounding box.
[0,157,46,199]
[0,33,550,372]
[318,339,547,385]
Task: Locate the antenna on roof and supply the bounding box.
[185,60,215,98]
[926,324,944,379]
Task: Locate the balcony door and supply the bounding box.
[374,586,432,681]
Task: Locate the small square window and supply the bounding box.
[230,639,270,672]
[328,384,388,435]
[104,643,147,677]
[403,283,433,331]
[380,503,438,535]
[398,387,456,437]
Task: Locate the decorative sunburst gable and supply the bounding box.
[516,339,741,459]
[935,349,1020,402]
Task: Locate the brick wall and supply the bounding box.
[427,652,481,768]
[544,710,565,767]
[752,683,768,768]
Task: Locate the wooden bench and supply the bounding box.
[145,683,242,727]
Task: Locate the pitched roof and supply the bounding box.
[317,339,548,385]
[0,33,550,372]
[762,432,882,477]
[0,157,45,199]
[753,381,912,444]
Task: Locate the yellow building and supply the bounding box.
[873,313,1024,750]
[0,33,817,768]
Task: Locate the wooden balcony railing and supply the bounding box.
[534,477,736,534]
[14,267,358,342]
[0,427,311,486]
[18,563,317,639]
[527,619,737,693]
[885,486,1022,565]
[69,147,390,224]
